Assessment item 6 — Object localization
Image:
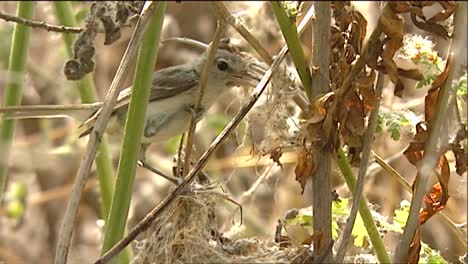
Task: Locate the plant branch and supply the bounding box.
[0,103,103,120]
[393,2,466,261]
[53,3,159,264]
[183,19,227,177]
[0,10,83,33]
[373,152,412,191]
[335,72,385,262]
[161,37,208,51]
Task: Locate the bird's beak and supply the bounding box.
[229,60,268,88]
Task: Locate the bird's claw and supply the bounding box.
[185,104,205,120]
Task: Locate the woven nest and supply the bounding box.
[130,191,312,263]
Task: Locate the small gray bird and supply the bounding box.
[0,47,264,181]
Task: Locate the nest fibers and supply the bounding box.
[131,190,311,263]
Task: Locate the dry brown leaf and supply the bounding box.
[398,68,424,81]
[314,92,336,116]
[419,155,450,224]
[294,147,317,194]
[390,1,424,16]
[408,228,422,264]
[424,88,439,125]
[446,126,467,176]
[404,122,429,166]
[379,8,405,97]
[410,13,449,39]
[344,91,366,136]
[270,147,283,167]
[355,70,377,113]
[429,2,457,22]
[453,148,467,175]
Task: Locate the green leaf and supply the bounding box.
[419,242,448,264]
[393,200,410,230]
[332,220,340,239]
[352,212,369,247]
[416,74,436,89]
[376,111,413,141]
[281,1,298,20]
[6,200,25,219]
[8,182,27,200]
[332,198,349,216]
[455,72,467,97]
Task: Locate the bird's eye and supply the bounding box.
[216,60,229,71]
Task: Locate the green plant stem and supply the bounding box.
[336,149,391,263]
[0,2,34,202]
[270,1,313,101]
[53,1,115,220]
[100,3,167,262]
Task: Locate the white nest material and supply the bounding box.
[131,191,310,263]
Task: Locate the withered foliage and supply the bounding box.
[64,2,143,80]
[295,1,460,207]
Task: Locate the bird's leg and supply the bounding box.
[174,142,211,186]
[137,143,180,185]
[185,104,206,121]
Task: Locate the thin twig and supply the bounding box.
[335,72,385,262]
[239,163,275,203]
[161,37,208,51]
[0,11,83,33]
[183,19,227,177]
[373,152,412,191]
[0,103,103,119]
[176,133,186,177]
[393,2,465,261]
[53,3,159,264]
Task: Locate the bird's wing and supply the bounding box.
[78,65,199,138]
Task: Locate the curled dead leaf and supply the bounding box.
[294,147,317,194]
[379,8,405,97]
[389,2,424,16]
[410,13,449,39]
[419,155,450,224]
[270,147,284,167]
[355,70,378,113]
[408,229,422,264]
